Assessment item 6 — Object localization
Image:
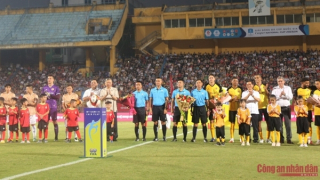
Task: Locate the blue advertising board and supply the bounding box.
[204,25,309,39]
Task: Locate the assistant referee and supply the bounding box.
[149,77,169,141]
[133,81,149,142]
[191,79,209,143]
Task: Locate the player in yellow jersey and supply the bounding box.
[312,79,320,144]
[205,75,223,142]
[227,77,243,143]
[294,78,313,144]
[253,75,270,143]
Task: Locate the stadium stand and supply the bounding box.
[0,9,125,45]
[164,50,320,92]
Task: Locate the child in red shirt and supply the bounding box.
[0,97,7,143]
[20,98,30,143]
[36,94,49,143]
[8,97,19,142]
[106,101,115,142]
[64,99,82,143]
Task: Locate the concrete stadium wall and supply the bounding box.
[133,4,320,55]
[50,0,103,6]
[146,35,320,54]
[169,39,215,54]
[135,23,161,42]
[135,23,171,54]
[306,35,320,50]
[218,36,303,52]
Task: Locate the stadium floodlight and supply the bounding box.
[253,0,266,14]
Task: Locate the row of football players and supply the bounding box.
[120,76,315,147]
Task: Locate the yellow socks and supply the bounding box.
[240,135,244,142]
[246,136,250,143]
[230,123,234,139]
[259,131,263,140]
[221,138,225,143]
[210,122,215,139]
[276,131,280,143]
[216,137,220,142]
[270,131,275,143]
[299,134,303,144]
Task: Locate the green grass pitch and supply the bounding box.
[0,122,319,180]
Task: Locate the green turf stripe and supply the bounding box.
[1,130,198,180]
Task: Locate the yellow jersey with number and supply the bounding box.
[295,88,312,110]
[253,84,268,109]
[227,86,243,111]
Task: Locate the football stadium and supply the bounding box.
[0,0,320,179]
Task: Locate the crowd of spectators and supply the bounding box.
[112,54,166,95]
[0,49,319,112]
[164,49,320,91]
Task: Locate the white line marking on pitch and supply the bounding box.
[1,130,201,180]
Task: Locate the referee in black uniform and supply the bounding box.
[133,81,149,142]
[190,80,210,143]
[149,77,169,141]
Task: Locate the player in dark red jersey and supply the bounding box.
[106,101,115,142]
[8,97,19,143]
[36,94,50,143]
[19,98,31,143]
[64,99,82,143]
[0,97,7,143]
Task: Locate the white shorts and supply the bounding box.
[30,115,37,125]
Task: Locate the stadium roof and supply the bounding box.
[0,4,127,49]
